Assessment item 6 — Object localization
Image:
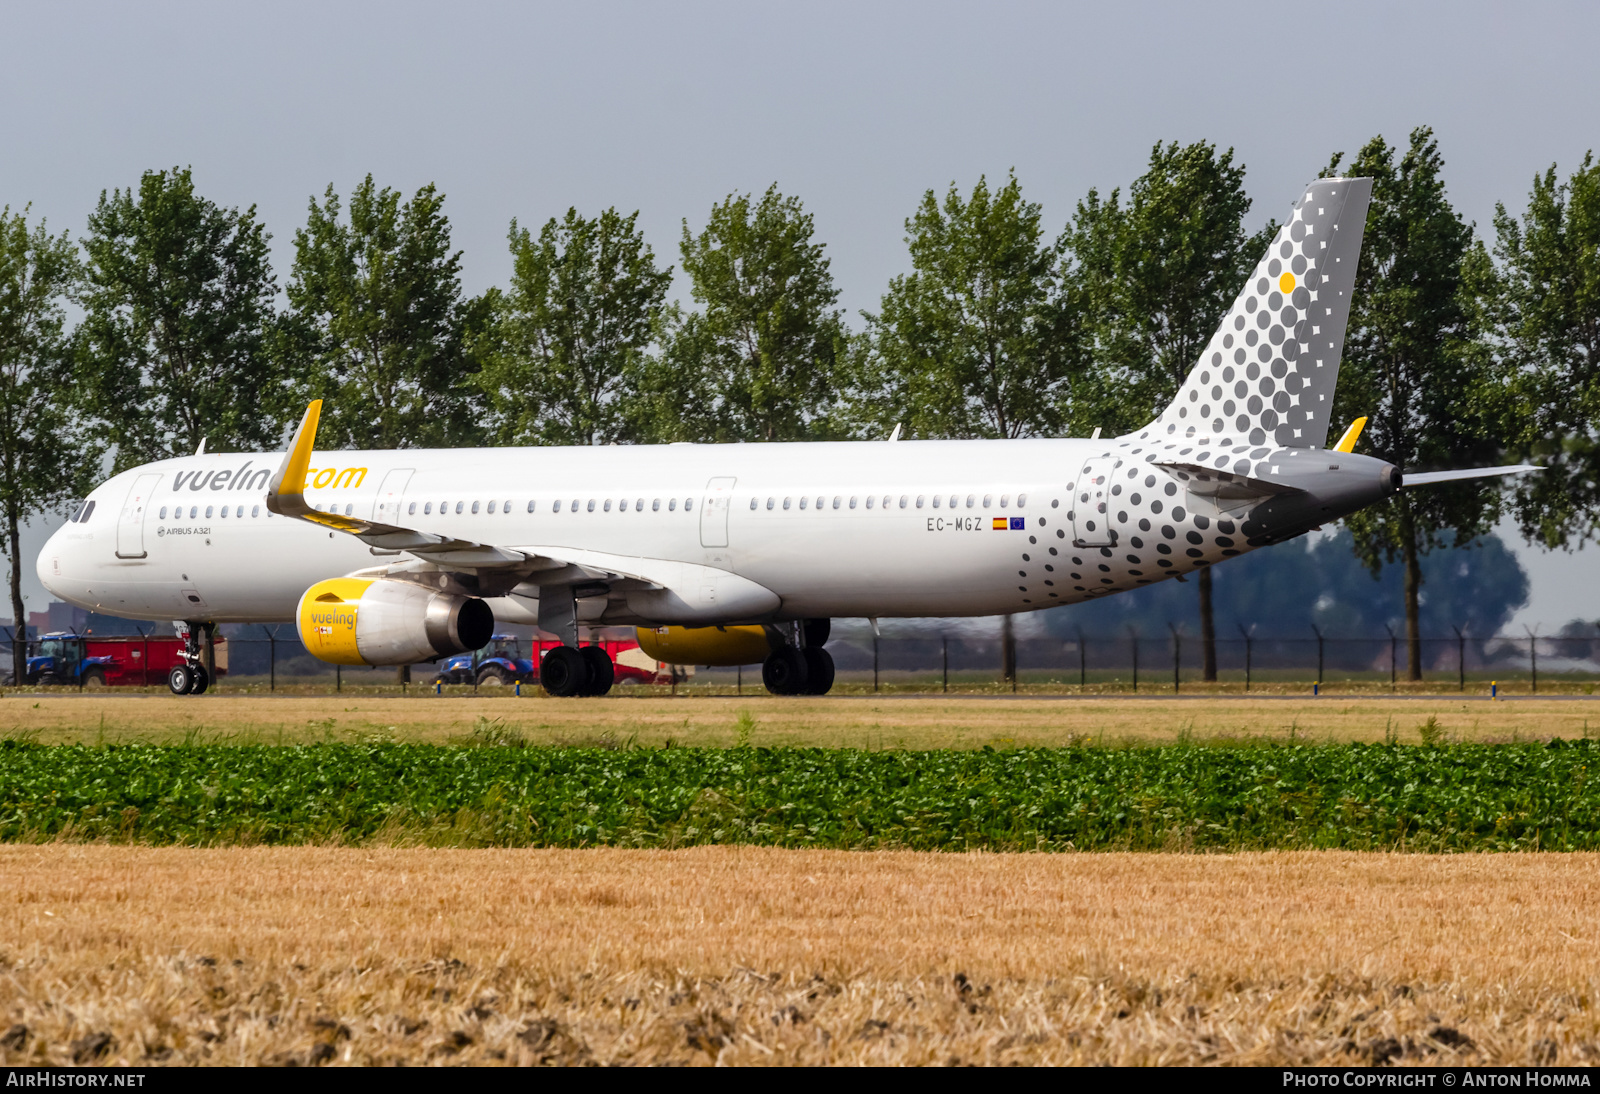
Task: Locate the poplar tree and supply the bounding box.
[78,167,282,465]
[674,186,847,441]
[288,176,488,449]
[857,171,1082,681]
[480,207,671,445]
[855,171,1081,440]
[1327,128,1502,681]
[0,206,95,682]
[1065,142,1271,680]
[1494,152,1600,548]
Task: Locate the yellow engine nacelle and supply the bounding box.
[634,625,774,667]
[297,578,495,666]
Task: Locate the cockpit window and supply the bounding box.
[78,500,96,523]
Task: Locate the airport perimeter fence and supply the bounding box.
[802,630,1600,693]
[5,624,1600,693]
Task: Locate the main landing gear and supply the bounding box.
[762,619,834,696]
[167,621,211,695]
[540,644,615,698]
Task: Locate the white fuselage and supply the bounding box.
[39,435,1335,627]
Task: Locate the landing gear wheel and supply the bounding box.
[802,647,835,695]
[579,646,614,697]
[762,648,809,695]
[168,664,194,695]
[475,666,511,687]
[540,646,588,698]
[803,619,831,648]
[188,665,210,695]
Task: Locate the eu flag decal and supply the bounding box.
[1009,517,1025,530]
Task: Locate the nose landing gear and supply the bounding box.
[168,621,211,695]
[167,662,209,695]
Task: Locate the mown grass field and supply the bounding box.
[1,846,1596,1066]
[3,692,1596,747]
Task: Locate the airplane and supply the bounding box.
[37,176,1537,697]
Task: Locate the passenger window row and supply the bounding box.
[148,491,1029,526]
[150,495,708,523]
[404,497,697,516]
[410,499,519,516]
[752,493,1029,511]
[159,504,264,520]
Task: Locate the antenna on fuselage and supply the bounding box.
[887,423,902,442]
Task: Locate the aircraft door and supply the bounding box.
[115,473,162,559]
[372,468,415,523]
[1070,457,1117,547]
[700,476,737,548]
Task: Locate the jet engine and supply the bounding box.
[297,578,494,666]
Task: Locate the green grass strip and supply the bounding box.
[2,739,1597,850]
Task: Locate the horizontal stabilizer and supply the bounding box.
[1152,461,1304,500]
[1403,464,1542,487]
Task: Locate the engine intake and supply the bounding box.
[297,578,494,666]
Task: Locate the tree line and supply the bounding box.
[2,127,1596,685]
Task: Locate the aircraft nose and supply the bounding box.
[35,521,80,597]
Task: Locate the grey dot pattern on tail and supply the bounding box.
[1148,177,1373,451]
[1047,440,1335,605]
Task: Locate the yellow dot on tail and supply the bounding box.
[1279,272,1296,293]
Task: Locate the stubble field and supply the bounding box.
[1,846,1597,1066]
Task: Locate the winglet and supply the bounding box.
[266,400,322,518]
[1333,416,1367,454]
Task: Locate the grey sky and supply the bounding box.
[4,0,1597,629]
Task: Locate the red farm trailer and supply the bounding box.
[24,632,227,688]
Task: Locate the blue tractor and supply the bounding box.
[22,633,115,687]
[433,634,536,687]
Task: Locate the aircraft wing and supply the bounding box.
[265,402,541,571]
[263,402,781,620]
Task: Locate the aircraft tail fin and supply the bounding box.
[1138,176,1373,449]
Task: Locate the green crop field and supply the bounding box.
[4,737,1598,851]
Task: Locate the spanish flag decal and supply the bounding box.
[992,517,1007,530]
